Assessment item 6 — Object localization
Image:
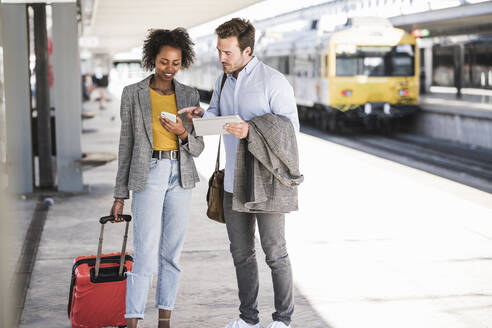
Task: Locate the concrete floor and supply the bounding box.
[286,132,492,328]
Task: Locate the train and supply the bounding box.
[179,16,420,132]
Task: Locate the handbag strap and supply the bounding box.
[215,73,227,171]
[215,135,221,172]
[218,73,227,115]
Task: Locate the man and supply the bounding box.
[179,18,299,328]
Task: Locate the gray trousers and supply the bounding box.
[223,192,294,326]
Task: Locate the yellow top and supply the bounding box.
[150,88,179,151]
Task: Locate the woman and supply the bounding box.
[111,28,204,328]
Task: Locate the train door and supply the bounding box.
[293,49,316,107]
[319,50,330,106]
[314,45,322,105]
[289,46,296,94]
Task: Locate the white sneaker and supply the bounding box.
[224,318,260,328]
[265,322,290,328]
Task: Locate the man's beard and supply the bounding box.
[222,64,232,73]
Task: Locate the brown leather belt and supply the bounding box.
[152,150,179,160]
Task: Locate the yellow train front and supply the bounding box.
[275,17,420,132]
[324,19,419,130]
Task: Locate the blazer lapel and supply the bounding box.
[173,80,189,127]
[137,75,154,148]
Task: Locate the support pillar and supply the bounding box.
[0,4,33,194]
[33,3,55,188]
[424,46,433,93]
[454,45,464,99]
[51,2,84,191]
[0,6,15,328]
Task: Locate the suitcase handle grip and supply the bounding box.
[99,214,132,224]
[95,215,132,278]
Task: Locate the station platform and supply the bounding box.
[401,91,492,150]
[420,92,492,116]
[13,85,492,328]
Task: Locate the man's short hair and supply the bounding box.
[215,18,255,55]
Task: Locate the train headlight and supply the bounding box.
[341,89,352,97]
[384,103,391,115]
[364,103,372,115]
[398,89,409,97]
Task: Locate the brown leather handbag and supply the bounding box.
[206,135,225,223]
[206,73,227,223]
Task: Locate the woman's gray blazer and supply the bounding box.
[114,75,204,199]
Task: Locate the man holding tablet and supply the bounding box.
[179,18,299,328]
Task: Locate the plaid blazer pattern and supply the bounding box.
[114,75,204,199]
[232,114,303,213]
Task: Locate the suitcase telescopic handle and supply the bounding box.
[95,215,132,279]
[99,214,132,224]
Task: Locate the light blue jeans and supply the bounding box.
[125,158,192,319]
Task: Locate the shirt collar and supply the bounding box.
[227,56,259,79]
[244,56,259,75]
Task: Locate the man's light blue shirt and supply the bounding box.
[204,56,299,193]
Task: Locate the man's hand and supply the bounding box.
[224,121,249,139]
[177,106,204,124]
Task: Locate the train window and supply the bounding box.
[279,56,290,75]
[335,44,415,77]
[336,57,358,76]
[391,56,414,76]
[264,56,290,75]
[294,54,315,78]
[363,57,385,76]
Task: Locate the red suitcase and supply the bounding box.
[68,215,134,328]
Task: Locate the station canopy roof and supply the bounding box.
[390,1,492,37]
[80,0,263,55]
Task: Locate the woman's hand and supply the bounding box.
[110,199,125,223]
[159,116,188,140]
[177,106,204,123]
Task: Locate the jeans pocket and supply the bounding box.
[150,158,158,169]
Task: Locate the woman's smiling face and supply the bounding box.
[154,45,182,81]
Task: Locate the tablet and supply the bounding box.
[193,115,243,136]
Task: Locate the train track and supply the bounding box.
[198,99,492,193]
[301,125,492,194]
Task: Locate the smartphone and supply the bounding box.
[160,111,176,123]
